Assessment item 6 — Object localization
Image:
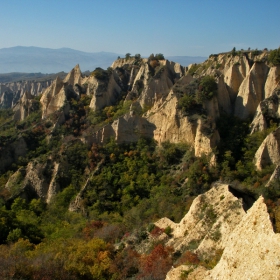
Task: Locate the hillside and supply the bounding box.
[0,48,280,279]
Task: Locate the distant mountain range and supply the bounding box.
[0,46,207,74]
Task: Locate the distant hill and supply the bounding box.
[0,46,122,73]
[0,46,207,74]
[0,72,67,83]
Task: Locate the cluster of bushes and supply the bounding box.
[268,47,280,66]
[91,67,110,80]
[177,75,217,114]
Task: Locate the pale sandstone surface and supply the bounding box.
[264,65,280,98]
[127,60,186,109]
[250,103,268,133]
[0,80,52,109]
[156,184,245,254]
[265,165,280,187]
[206,196,280,280]
[234,62,269,119]
[254,126,280,170]
[40,76,65,118]
[166,265,207,280]
[13,91,37,121]
[223,55,250,102]
[163,186,280,280]
[63,64,82,86]
[250,89,280,133]
[217,75,232,114]
[5,159,67,202]
[88,72,122,111]
[111,57,139,69]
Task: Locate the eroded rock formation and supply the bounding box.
[254,126,280,170]
[0,80,52,109]
[5,159,67,202]
[162,184,280,279]
[13,91,39,121]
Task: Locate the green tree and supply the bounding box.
[231,47,237,56]
[268,48,280,66]
[155,53,165,60]
[198,75,217,100]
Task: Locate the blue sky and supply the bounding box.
[0,0,279,56]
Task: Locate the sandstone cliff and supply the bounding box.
[250,88,280,133]
[0,80,52,109]
[205,196,280,280]
[13,91,40,121]
[156,184,246,255]
[88,72,122,111]
[5,158,67,202]
[234,62,269,119]
[161,184,280,280]
[254,126,280,170]
[189,52,279,120]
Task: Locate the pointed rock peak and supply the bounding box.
[54,76,62,83]
[74,64,81,72]
[63,64,82,85]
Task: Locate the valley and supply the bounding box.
[0,49,280,279]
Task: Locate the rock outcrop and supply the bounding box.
[18,51,280,172]
[88,72,122,111]
[63,64,82,86]
[40,76,66,118]
[5,159,67,202]
[0,84,21,109]
[156,184,245,255]
[234,62,269,119]
[264,65,280,98]
[161,184,280,279]
[0,80,52,109]
[265,165,280,187]
[13,91,39,121]
[254,126,280,170]
[250,88,280,133]
[205,196,280,280]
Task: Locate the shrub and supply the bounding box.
[177,94,197,112]
[150,226,164,237]
[164,226,173,237]
[155,53,165,60]
[178,250,200,265]
[231,47,237,56]
[197,76,217,100]
[252,49,261,56]
[138,244,173,280]
[91,67,109,80]
[188,64,199,76]
[150,59,160,68]
[268,48,280,66]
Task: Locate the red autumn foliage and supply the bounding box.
[138,244,173,280]
[150,226,164,237]
[177,250,200,266]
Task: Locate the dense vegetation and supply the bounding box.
[268,47,280,66]
[0,58,280,278]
